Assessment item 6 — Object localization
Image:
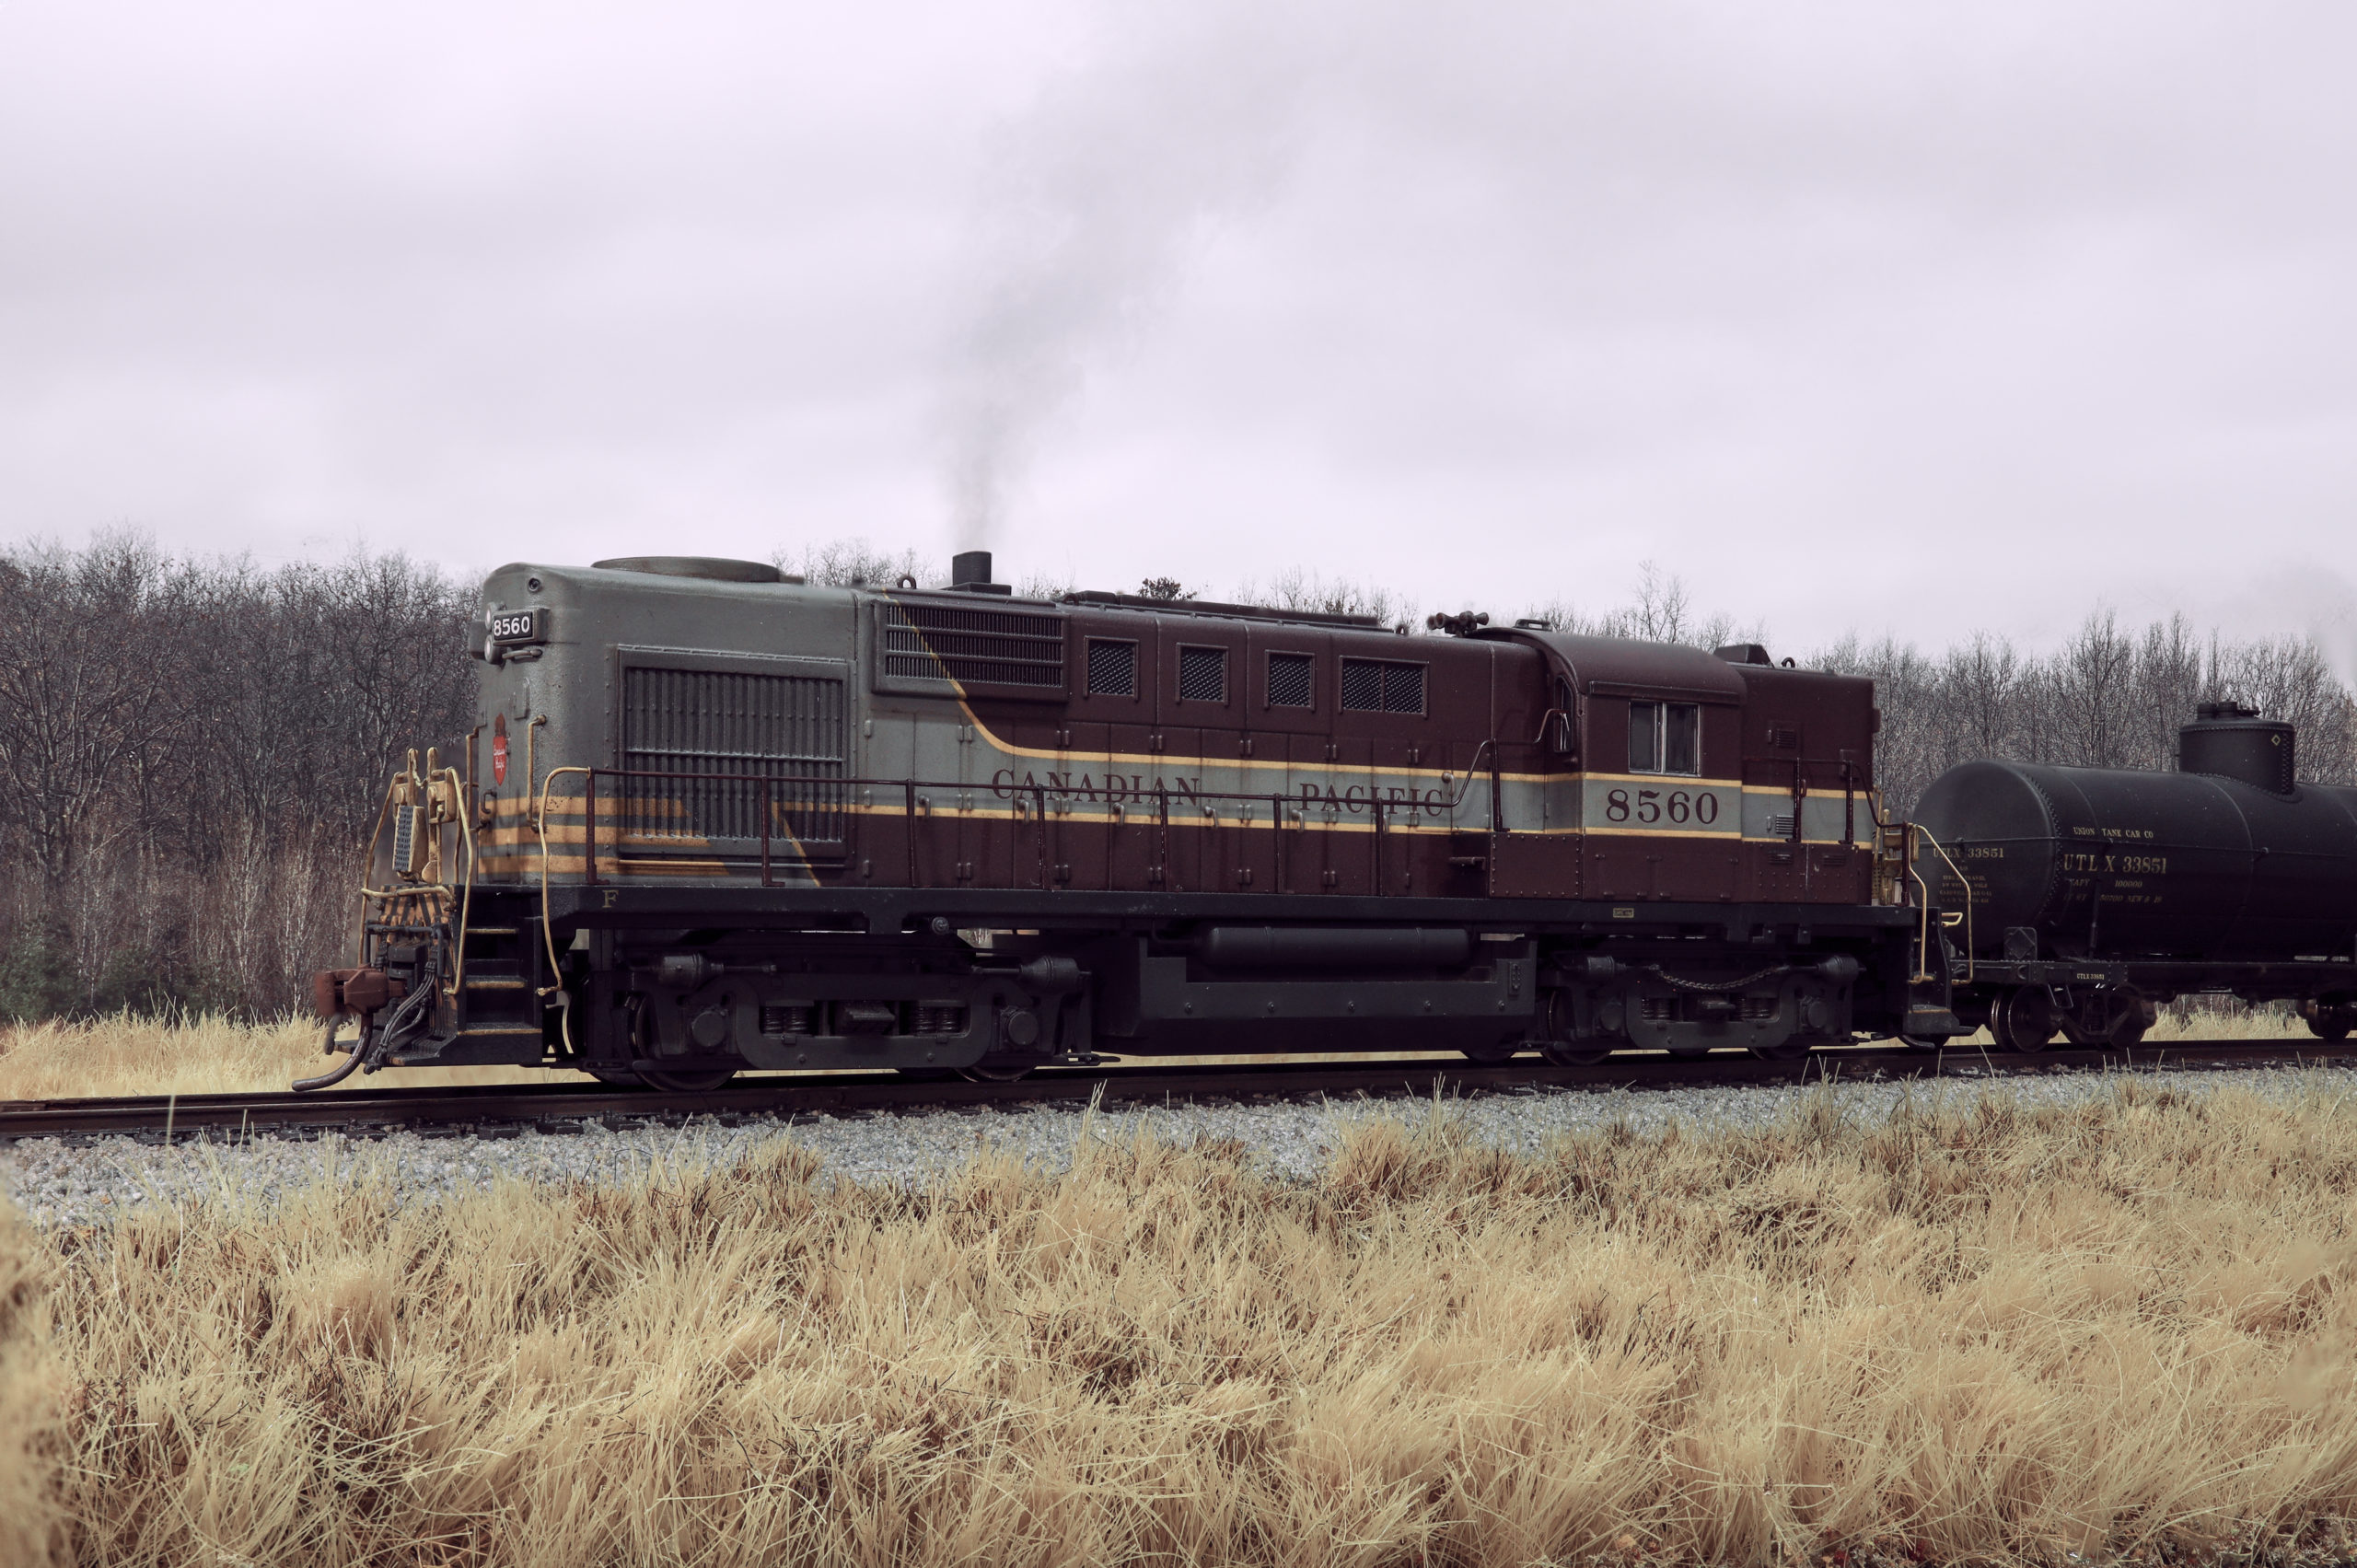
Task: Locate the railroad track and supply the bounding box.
[3,1039,2353,1144]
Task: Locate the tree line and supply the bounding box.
[1817,615,2357,814]
[0,535,473,1019]
[0,534,2346,1019]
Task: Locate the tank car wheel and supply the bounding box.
[2103,986,2155,1049]
[2307,1013,2352,1042]
[584,1067,645,1087]
[1991,986,2057,1052]
[634,1067,739,1093]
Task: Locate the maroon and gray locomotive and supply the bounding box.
[302,551,2357,1088]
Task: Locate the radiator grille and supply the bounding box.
[1341,657,1424,714]
[881,600,1064,690]
[1086,638,1136,696]
[1266,651,1314,708]
[620,667,847,848]
[1178,645,1226,703]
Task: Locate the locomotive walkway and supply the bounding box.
[2,1039,2351,1144]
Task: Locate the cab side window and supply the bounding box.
[1629,701,1700,775]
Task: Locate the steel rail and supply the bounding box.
[4,1039,2354,1144]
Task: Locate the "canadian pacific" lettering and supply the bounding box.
[989,770,1452,815]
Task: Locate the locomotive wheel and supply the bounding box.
[1460,1038,1524,1065]
[1992,986,2057,1052]
[960,1059,1036,1083]
[634,1067,739,1093]
[1537,994,1611,1066]
[1748,1037,1810,1062]
[1539,1041,1614,1067]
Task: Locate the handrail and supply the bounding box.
[540,763,1487,817]
[538,762,1481,895]
[1905,825,1976,985]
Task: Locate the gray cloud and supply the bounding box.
[1,0,2351,667]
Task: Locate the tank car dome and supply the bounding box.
[2178,702,2296,795]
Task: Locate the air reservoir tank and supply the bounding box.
[1911,705,2357,961]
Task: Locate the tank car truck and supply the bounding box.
[305,552,1951,1090]
[1910,703,2357,1051]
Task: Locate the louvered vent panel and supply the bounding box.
[1340,658,1425,715]
[1086,639,1136,696]
[880,601,1064,689]
[1178,645,1226,703]
[621,667,847,848]
[1267,651,1314,708]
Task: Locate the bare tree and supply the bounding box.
[1817,610,2357,814]
[0,536,194,893]
[778,540,937,588]
[1240,568,1416,628]
[2051,610,2140,768]
[1519,563,1754,650]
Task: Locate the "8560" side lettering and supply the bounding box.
[1604,788,1720,825]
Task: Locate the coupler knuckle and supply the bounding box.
[312,966,394,1020]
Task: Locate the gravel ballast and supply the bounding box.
[6,1062,2356,1230]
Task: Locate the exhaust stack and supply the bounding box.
[950,551,1010,595]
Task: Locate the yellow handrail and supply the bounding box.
[352,762,477,1000]
[1905,825,1976,985]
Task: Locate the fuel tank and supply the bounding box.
[1912,710,2357,962]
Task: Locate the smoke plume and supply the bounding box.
[941,2,1324,548]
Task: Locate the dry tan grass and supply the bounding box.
[8,1081,2357,1564]
[0,1015,572,1099]
[0,1194,55,1567]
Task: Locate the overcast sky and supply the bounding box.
[4,0,2353,661]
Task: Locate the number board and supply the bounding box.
[487,607,548,645]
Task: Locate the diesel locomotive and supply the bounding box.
[303,551,2357,1090]
[304,550,1950,1089]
